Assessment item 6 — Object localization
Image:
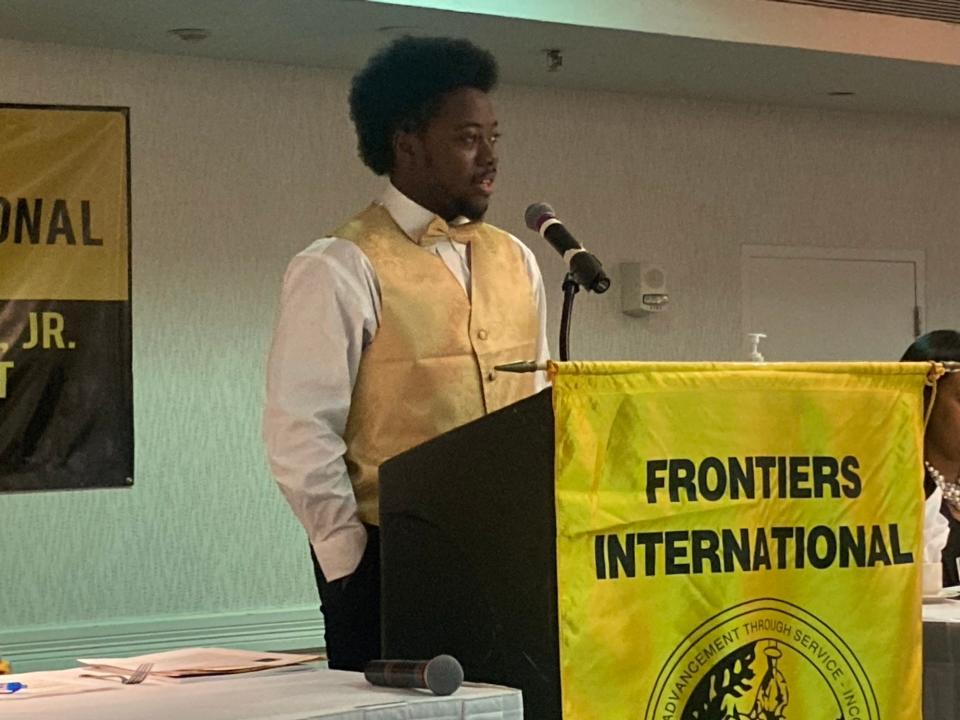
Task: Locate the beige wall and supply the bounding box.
[495,84,960,361]
[0,37,958,651]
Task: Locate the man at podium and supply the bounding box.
[262,36,549,670]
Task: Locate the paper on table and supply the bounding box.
[0,669,121,700]
[147,662,318,684]
[78,648,323,678]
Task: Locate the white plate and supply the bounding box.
[923,586,960,602]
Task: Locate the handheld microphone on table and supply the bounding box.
[524,202,610,294]
[363,654,463,696]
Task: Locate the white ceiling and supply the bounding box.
[1,0,959,118]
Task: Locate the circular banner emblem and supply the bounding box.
[645,598,878,720]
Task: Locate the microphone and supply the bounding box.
[525,202,610,293]
[363,654,464,696]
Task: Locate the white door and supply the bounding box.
[741,246,924,361]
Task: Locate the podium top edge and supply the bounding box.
[495,360,960,374]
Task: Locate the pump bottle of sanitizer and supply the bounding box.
[747,333,767,363]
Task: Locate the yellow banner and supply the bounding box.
[0,106,129,300]
[553,361,928,720]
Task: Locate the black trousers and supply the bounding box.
[310,524,381,671]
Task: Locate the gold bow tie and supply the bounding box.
[417,217,480,246]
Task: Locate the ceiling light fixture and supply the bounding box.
[168,28,211,42]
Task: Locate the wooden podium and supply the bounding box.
[379,388,560,718]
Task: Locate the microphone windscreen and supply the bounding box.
[524,202,555,231]
[424,654,464,696]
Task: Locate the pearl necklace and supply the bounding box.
[925,461,960,511]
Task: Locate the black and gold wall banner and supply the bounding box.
[0,104,132,491]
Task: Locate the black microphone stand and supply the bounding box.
[495,263,605,372]
[559,273,579,362]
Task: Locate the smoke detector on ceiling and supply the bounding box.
[543,48,563,72]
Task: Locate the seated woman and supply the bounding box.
[902,329,960,587]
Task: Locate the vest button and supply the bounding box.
[477,329,488,340]
[487,369,496,381]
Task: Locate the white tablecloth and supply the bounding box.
[0,666,523,720]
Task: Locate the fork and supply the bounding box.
[123,662,154,684]
[81,662,154,685]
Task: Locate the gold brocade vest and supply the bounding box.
[335,204,539,524]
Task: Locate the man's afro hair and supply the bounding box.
[349,36,499,175]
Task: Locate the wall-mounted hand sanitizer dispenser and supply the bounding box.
[620,263,669,316]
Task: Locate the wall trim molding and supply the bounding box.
[1,606,324,673]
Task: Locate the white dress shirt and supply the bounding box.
[925,486,950,562]
[263,184,550,580]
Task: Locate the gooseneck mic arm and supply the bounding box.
[559,273,579,362]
